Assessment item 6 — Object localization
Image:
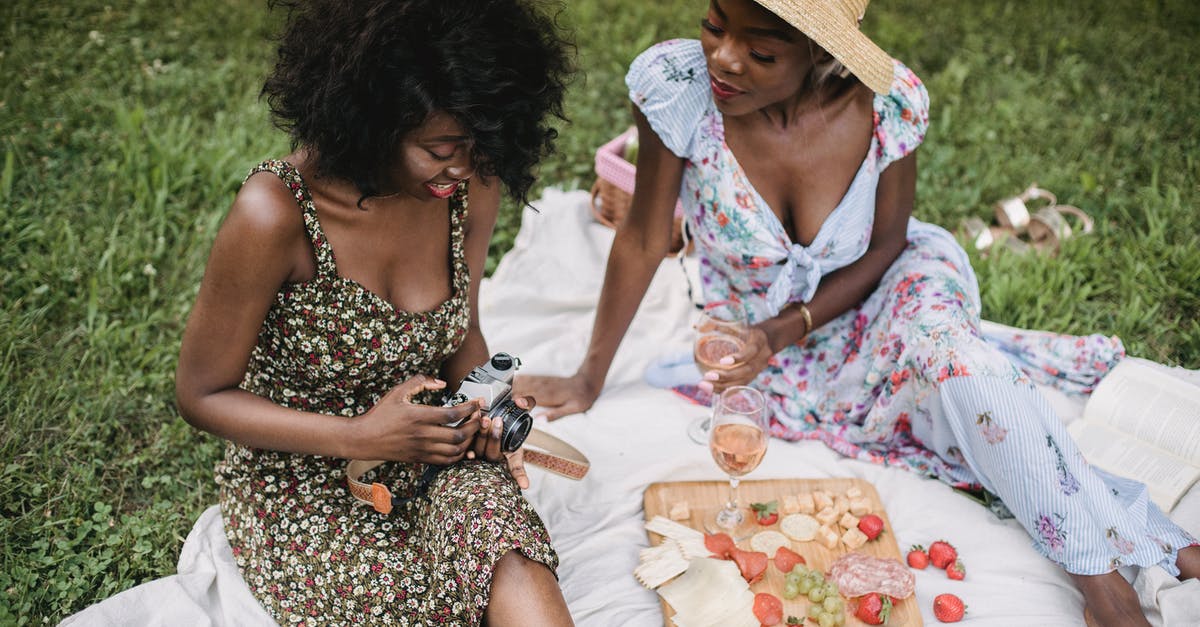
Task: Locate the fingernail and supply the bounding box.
[698,381,713,393]
[466,451,476,460]
[703,371,720,381]
[719,356,735,366]
[493,416,503,437]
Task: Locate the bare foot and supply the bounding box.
[1070,571,1150,627]
[1177,543,1200,580]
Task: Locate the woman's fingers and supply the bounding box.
[386,374,447,404]
[484,415,504,460]
[506,449,529,490]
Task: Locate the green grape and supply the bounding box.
[793,565,810,577]
[822,583,839,599]
[785,571,803,586]
[807,586,827,603]
[822,596,843,614]
[808,604,824,620]
[817,613,836,627]
[782,582,801,600]
[797,578,814,594]
[832,611,846,626]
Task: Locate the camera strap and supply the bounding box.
[344,428,590,515]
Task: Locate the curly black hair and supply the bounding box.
[263,0,573,205]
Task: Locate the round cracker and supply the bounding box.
[749,530,790,556]
[780,513,820,542]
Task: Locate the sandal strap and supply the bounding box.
[994,183,1057,232]
[1051,204,1094,234]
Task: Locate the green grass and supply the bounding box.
[2,0,1198,622]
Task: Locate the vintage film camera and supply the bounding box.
[442,353,532,452]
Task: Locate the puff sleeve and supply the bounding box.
[625,39,711,160]
[873,59,930,170]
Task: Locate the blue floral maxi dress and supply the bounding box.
[628,40,1194,575]
[215,161,558,625]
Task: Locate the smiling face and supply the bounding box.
[700,0,818,117]
[388,110,476,202]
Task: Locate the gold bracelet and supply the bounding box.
[797,303,813,343]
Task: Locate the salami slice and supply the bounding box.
[829,552,915,599]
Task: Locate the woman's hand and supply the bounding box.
[466,395,535,489]
[513,374,599,421]
[346,375,483,464]
[699,325,774,393]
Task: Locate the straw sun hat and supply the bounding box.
[754,0,893,95]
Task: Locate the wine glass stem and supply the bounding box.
[725,476,740,514]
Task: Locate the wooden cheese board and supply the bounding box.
[643,478,922,626]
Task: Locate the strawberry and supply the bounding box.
[857,514,885,541]
[751,500,779,526]
[752,592,783,626]
[728,547,769,583]
[906,544,929,569]
[854,592,893,625]
[773,546,805,573]
[946,560,966,580]
[704,532,735,559]
[928,540,958,570]
[933,593,966,623]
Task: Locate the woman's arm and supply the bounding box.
[715,152,917,388]
[175,174,482,463]
[515,105,685,419]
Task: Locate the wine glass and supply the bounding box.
[707,386,768,535]
[687,301,749,444]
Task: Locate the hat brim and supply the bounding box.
[757,1,894,95]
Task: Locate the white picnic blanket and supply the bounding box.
[63,188,1200,626]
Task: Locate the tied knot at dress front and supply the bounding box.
[215,160,557,625]
[627,39,1194,575]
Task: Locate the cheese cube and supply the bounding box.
[817,525,840,549]
[841,527,869,550]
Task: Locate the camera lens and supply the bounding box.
[492,401,533,452]
[490,353,514,370]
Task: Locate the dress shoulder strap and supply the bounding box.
[447,180,470,295]
[244,159,337,278]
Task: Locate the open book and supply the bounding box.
[1068,358,1200,512]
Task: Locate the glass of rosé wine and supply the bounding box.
[687,301,749,444]
[707,385,768,534]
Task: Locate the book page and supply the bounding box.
[1083,359,1200,463]
[1068,420,1200,511]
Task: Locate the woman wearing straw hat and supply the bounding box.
[518,0,1199,623]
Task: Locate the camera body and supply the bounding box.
[442,353,532,452]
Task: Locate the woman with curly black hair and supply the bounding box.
[174,0,575,623]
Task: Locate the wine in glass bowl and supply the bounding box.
[694,333,746,374]
[710,422,767,476]
[687,301,750,444]
[707,386,768,535]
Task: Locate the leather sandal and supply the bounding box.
[1026,204,1094,254]
[959,216,1030,256]
[994,183,1057,235]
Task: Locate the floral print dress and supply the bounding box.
[215,161,557,625]
[628,40,1194,575]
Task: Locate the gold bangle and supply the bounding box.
[797,303,813,342]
